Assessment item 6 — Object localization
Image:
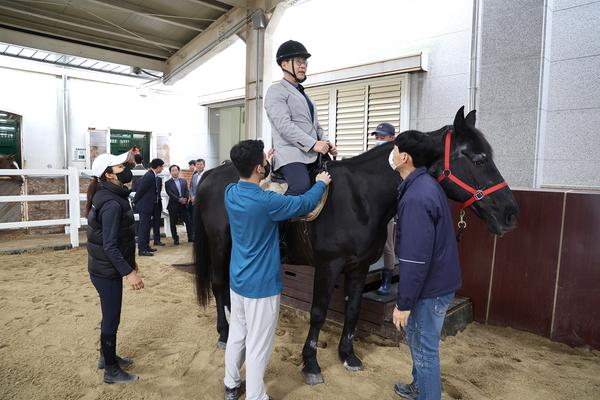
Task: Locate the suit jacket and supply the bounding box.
[165,178,189,212]
[264,79,328,170]
[131,164,146,192]
[190,170,204,200]
[133,170,162,214]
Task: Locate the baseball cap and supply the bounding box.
[91,152,129,178]
[371,122,396,136]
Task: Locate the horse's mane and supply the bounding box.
[329,141,394,168]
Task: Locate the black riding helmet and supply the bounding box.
[276,40,311,83]
[276,40,311,65]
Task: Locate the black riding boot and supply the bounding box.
[101,334,139,384]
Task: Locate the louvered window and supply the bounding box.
[306,75,405,159]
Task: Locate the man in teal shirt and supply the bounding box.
[223,140,331,400]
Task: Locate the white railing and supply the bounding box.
[0,168,172,248]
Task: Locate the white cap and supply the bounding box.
[91,152,129,178]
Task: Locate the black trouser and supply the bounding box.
[168,204,193,241]
[138,202,161,251]
[91,275,123,367]
[90,275,123,335]
[280,162,311,195]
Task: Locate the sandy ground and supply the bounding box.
[1,244,599,400]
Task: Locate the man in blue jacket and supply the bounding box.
[133,158,164,256]
[223,140,331,400]
[389,133,462,400]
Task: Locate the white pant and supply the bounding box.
[383,218,396,271]
[224,290,280,400]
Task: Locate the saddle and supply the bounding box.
[261,154,330,222]
[260,155,331,266]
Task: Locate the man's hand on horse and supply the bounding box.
[313,140,330,155]
[393,307,410,331]
[327,141,338,157]
[266,148,274,164]
[316,171,332,186]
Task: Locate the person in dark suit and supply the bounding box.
[133,158,164,256]
[131,153,146,191]
[165,165,193,245]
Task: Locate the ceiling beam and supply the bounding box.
[163,6,249,84]
[180,0,232,12]
[83,0,205,32]
[215,0,250,8]
[0,27,165,71]
[0,2,182,51]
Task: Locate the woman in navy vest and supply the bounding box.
[86,152,144,384]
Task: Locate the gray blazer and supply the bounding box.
[264,79,328,170]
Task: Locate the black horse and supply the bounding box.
[193,107,518,385]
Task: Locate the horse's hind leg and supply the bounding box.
[301,261,343,385]
[213,283,230,349]
[338,265,369,371]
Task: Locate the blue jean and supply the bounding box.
[406,292,454,400]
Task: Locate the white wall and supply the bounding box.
[0,66,64,169]
[190,0,473,131]
[0,58,212,170]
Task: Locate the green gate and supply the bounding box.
[0,111,21,167]
[110,129,150,166]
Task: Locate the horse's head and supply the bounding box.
[428,107,519,235]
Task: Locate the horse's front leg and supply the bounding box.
[338,264,369,371]
[302,261,343,385]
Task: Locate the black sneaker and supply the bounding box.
[224,385,239,400]
[138,251,154,257]
[154,241,166,247]
[173,238,180,245]
[104,364,139,384]
[393,382,418,399]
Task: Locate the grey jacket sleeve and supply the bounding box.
[265,86,317,152]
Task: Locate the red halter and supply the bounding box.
[437,129,508,209]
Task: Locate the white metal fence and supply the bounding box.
[0,168,172,248]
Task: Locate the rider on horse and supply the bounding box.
[264,40,338,195]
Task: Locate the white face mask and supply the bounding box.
[388,150,397,171]
[374,140,387,147]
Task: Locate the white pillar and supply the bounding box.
[244,1,285,148]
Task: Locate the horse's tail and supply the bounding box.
[192,171,214,308]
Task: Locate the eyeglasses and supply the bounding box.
[293,58,308,67]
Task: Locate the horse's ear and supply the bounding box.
[465,110,476,128]
[453,106,466,130]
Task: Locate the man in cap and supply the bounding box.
[371,122,397,295]
[264,40,338,195]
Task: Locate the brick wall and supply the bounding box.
[26,177,67,234]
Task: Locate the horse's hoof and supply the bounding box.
[303,372,324,385]
[343,354,364,372]
[217,341,227,350]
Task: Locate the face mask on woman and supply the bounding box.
[116,168,133,184]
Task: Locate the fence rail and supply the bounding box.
[0,168,171,248]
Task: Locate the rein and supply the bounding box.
[437,128,508,240]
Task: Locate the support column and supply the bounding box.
[244,1,285,146]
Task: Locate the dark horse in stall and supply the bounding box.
[192,107,518,385]
[0,155,24,184]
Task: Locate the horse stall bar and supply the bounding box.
[0,168,82,247]
[281,262,473,340]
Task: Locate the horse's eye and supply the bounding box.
[472,153,486,165]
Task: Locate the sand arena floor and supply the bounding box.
[0,244,599,400]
